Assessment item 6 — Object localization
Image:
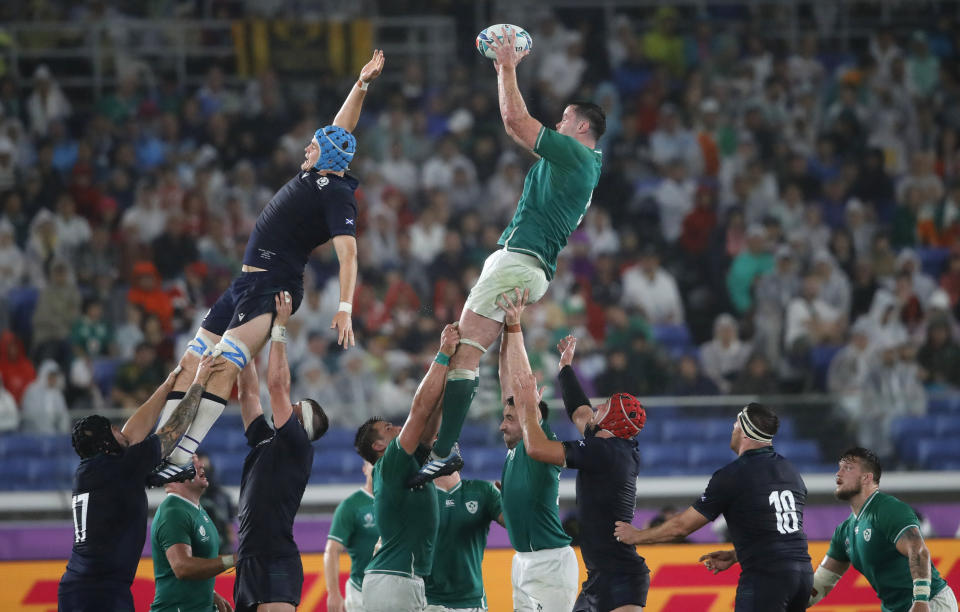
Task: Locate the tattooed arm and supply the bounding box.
[156,355,226,458]
[896,526,932,612]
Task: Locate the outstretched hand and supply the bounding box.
[698,550,737,574]
[439,322,460,356]
[274,291,293,326]
[490,27,531,72]
[613,521,642,546]
[557,335,577,369]
[359,49,385,84]
[194,354,228,386]
[496,287,530,326]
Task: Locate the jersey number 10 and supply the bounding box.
[72,493,90,544]
[768,490,800,534]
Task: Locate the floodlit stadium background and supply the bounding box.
[0,0,958,609]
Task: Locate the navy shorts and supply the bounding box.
[573,570,650,612]
[57,583,134,612]
[735,565,813,612]
[234,554,304,612]
[202,271,304,336]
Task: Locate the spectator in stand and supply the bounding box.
[0,221,24,295]
[111,341,166,410]
[70,299,111,358]
[730,352,779,395]
[127,260,174,333]
[916,315,960,388]
[896,248,937,304]
[770,181,806,233]
[152,212,199,281]
[828,316,875,422]
[642,7,685,76]
[679,185,718,258]
[655,157,697,244]
[0,373,18,433]
[31,259,81,368]
[753,245,800,363]
[667,354,719,396]
[621,245,685,326]
[726,224,773,315]
[860,337,927,460]
[784,271,846,384]
[699,313,750,394]
[812,249,852,318]
[0,330,35,405]
[26,65,71,137]
[650,104,697,171]
[20,359,69,434]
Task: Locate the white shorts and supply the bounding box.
[464,249,549,322]
[511,546,579,612]
[346,579,365,612]
[931,585,959,612]
[362,572,426,612]
[425,606,485,612]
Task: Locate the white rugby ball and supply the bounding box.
[475,23,533,60]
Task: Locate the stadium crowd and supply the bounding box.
[0,4,958,465]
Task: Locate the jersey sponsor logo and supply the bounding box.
[316,176,329,189]
[863,528,871,542]
[445,499,455,507]
[507,448,516,461]
[258,248,275,260]
[465,501,479,514]
[363,512,375,528]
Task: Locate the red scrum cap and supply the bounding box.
[597,393,646,439]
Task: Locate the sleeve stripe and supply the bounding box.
[327,535,345,544]
[893,524,921,543]
[534,126,545,151]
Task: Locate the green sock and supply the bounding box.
[433,374,478,457]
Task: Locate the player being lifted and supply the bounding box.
[149,51,385,486]
[411,28,606,486]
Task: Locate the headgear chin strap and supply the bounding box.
[596,393,646,439]
[738,406,774,442]
[314,125,356,172]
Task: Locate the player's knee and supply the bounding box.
[211,333,252,370]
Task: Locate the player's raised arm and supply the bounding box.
[121,361,183,444]
[237,360,263,431]
[490,31,542,151]
[332,49,384,133]
[267,292,294,428]
[331,235,357,348]
[397,323,460,455]
[555,335,594,435]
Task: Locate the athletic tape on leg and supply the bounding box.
[447,368,477,381]
[211,334,251,369]
[187,329,217,357]
[167,393,228,465]
[458,338,487,353]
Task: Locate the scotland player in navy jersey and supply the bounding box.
[615,402,813,612]
[234,292,329,612]
[148,50,385,486]
[58,354,228,612]
[498,290,649,612]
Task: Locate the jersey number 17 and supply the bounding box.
[72,493,90,544]
[768,490,800,534]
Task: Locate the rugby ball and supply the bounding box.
[476,23,533,60]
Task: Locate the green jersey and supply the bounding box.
[150,494,221,612]
[425,479,502,609]
[366,438,439,578]
[501,422,571,552]
[498,126,602,280]
[328,488,379,591]
[827,491,947,612]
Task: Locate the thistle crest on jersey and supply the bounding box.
[597,393,646,439]
[314,125,356,172]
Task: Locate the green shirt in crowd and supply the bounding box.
[425,479,502,609]
[827,491,948,612]
[366,438,439,578]
[328,488,379,592]
[499,126,602,281]
[150,494,221,612]
[500,421,571,552]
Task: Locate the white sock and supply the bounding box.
[156,393,185,430]
[166,395,227,465]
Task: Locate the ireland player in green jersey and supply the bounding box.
[354,323,461,612]
[810,448,957,612]
[424,469,503,612]
[413,27,606,487]
[325,460,379,612]
[150,455,233,612]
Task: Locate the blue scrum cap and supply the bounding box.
[314,125,357,172]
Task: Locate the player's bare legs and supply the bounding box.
[409,307,502,487]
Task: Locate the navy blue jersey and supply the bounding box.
[693,446,811,572]
[60,435,161,589]
[242,171,359,277]
[562,435,649,576]
[236,415,314,559]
